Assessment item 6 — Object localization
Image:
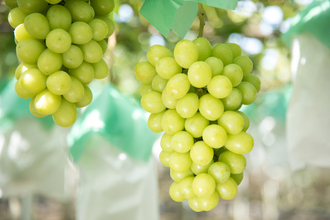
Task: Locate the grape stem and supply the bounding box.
[198,3,205,38]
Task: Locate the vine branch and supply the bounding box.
[198,3,205,38]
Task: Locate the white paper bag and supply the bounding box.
[287,33,330,168]
[76,134,159,220]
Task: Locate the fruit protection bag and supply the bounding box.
[281,0,330,168]
[67,84,159,220]
[286,33,330,168]
[0,78,75,198]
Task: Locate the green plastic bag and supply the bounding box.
[67,84,159,162]
[281,0,330,49]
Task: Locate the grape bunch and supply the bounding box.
[5,0,115,127]
[135,38,260,211]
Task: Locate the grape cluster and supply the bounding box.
[6,0,115,127]
[135,38,261,211]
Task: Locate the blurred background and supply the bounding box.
[1,0,330,219]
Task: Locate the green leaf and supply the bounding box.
[186,0,238,10]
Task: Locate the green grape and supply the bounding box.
[156,57,182,79]
[221,88,242,110]
[92,59,109,79]
[185,112,209,138]
[188,61,212,88]
[205,57,223,77]
[90,0,114,16]
[4,0,18,9]
[197,192,219,211]
[46,29,72,53]
[135,61,156,83]
[15,80,36,99]
[79,40,103,63]
[232,56,253,76]
[170,169,194,182]
[17,0,48,14]
[62,45,84,69]
[34,89,62,115]
[8,7,27,28]
[187,61,212,88]
[193,37,211,61]
[243,74,261,92]
[192,173,216,197]
[218,151,246,174]
[176,93,199,118]
[191,160,213,175]
[211,43,233,66]
[188,197,203,212]
[202,124,227,149]
[139,83,153,96]
[96,16,115,38]
[190,141,214,166]
[88,19,108,41]
[207,75,232,99]
[199,94,224,121]
[231,172,243,186]
[46,5,72,31]
[174,40,198,68]
[235,111,250,131]
[226,43,241,59]
[19,69,47,94]
[179,176,196,199]
[29,97,47,117]
[37,49,62,75]
[161,109,185,135]
[45,0,62,4]
[169,151,192,172]
[52,98,77,127]
[214,146,228,158]
[14,24,33,42]
[147,45,173,66]
[222,64,243,87]
[166,73,190,99]
[218,111,244,135]
[97,39,108,54]
[159,150,171,167]
[24,13,50,39]
[70,62,95,84]
[171,131,194,153]
[46,70,72,95]
[225,131,254,154]
[236,82,257,105]
[65,0,95,23]
[169,182,186,202]
[148,110,165,133]
[15,63,37,80]
[161,89,177,109]
[141,91,165,113]
[75,85,93,108]
[216,178,238,200]
[160,133,174,153]
[63,76,85,103]
[208,162,231,184]
[151,75,168,93]
[16,39,45,64]
[69,21,93,45]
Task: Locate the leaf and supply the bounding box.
[186,0,238,10]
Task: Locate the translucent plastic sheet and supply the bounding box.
[76,134,159,220]
[0,117,76,198]
[287,33,330,168]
